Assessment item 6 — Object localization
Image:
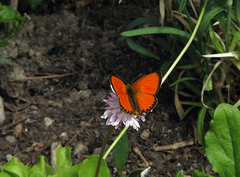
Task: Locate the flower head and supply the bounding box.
[101,92,146,131]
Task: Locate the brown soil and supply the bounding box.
[0,0,217,176]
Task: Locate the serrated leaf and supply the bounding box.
[205,103,240,177]
[78,155,110,177]
[113,133,129,175]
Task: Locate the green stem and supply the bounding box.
[225,0,233,52]
[95,126,114,177]
[161,0,209,84]
[103,126,129,159]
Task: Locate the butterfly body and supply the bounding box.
[109,71,162,115]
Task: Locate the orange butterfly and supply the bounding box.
[109,71,162,115]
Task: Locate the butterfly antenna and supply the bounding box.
[130,72,143,84]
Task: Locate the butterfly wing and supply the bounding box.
[132,71,162,114]
[109,75,135,113]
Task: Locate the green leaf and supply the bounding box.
[126,17,161,30]
[197,106,208,150]
[126,38,160,60]
[178,0,188,14]
[169,77,201,87]
[29,171,46,177]
[58,163,81,177]
[129,168,145,177]
[0,157,30,177]
[0,55,14,65]
[56,147,72,172]
[197,6,225,49]
[31,156,56,176]
[192,170,214,177]
[26,0,43,8]
[122,27,197,41]
[0,41,10,47]
[209,24,224,53]
[205,103,240,177]
[0,5,20,23]
[113,133,129,175]
[78,155,110,177]
[175,170,184,177]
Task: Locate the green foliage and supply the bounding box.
[113,133,129,176]
[0,147,110,177]
[0,2,26,65]
[122,0,240,121]
[205,103,240,176]
[26,0,43,8]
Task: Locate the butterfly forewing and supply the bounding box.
[132,72,161,114]
[132,72,161,95]
[109,75,135,113]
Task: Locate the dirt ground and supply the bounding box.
[0,0,218,176]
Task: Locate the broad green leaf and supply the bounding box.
[192,170,214,177]
[122,27,197,41]
[126,38,160,60]
[0,172,12,177]
[0,55,14,65]
[129,168,145,177]
[205,103,240,177]
[78,155,110,177]
[58,163,81,177]
[29,171,45,177]
[56,147,72,172]
[0,157,30,177]
[113,133,129,175]
[31,156,56,176]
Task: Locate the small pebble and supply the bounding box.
[73,142,88,155]
[140,129,150,140]
[69,88,80,101]
[44,117,54,127]
[48,100,62,108]
[5,135,17,144]
[60,132,69,141]
[6,154,13,161]
[79,89,91,100]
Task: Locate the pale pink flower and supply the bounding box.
[101,92,146,131]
